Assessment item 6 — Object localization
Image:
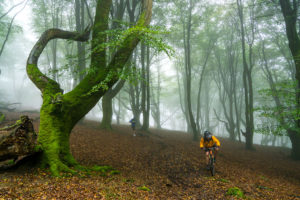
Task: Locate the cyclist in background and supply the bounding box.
[200,130,221,170]
[129,118,136,136]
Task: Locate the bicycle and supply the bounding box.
[206,147,216,176]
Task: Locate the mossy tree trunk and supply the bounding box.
[26,0,152,176]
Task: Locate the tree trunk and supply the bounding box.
[145,45,151,129]
[141,43,150,131]
[279,0,300,160]
[0,116,37,169]
[0,112,4,124]
[100,80,125,130]
[26,0,153,175]
[237,0,254,150]
[183,0,198,140]
[100,94,113,130]
[141,42,147,129]
[129,51,142,128]
[150,63,161,129]
[288,130,300,160]
[75,0,86,83]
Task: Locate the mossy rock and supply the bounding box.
[226,187,245,198]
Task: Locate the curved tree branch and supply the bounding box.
[26,27,91,92]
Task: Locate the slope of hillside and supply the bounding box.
[0,113,300,199]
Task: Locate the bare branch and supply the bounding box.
[83,0,94,26]
[213,108,228,125]
[0,1,28,58]
[0,1,24,21]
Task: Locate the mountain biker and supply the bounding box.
[129,118,136,136]
[200,130,221,170]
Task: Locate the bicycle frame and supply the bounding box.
[207,147,216,176]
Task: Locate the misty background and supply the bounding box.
[0,0,292,148]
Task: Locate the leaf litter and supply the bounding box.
[0,112,300,199]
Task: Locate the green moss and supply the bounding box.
[218,178,230,183]
[7,159,15,165]
[226,187,245,198]
[123,178,135,183]
[91,165,113,173]
[257,185,273,191]
[37,95,75,176]
[33,145,43,152]
[109,170,120,175]
[138,185,150,192]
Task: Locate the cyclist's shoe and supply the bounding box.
[206,165,210,170]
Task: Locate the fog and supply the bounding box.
[0,0,296,151]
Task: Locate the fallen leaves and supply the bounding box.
[0,114,299,199]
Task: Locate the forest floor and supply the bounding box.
[0,112,300,200]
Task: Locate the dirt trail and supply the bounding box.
[0,114,300,199]
[71,120,300,199]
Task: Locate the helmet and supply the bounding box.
[204,130,212,140]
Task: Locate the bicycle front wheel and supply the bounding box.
[210,164,215,176]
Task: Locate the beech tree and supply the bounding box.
[236,0,256,150]
[26,0,153,176]
[269,0,300,159]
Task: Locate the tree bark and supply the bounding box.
[237,0,254,150]
[288,129,300,160]
[150,63,161,129]
[75,0,86,83]
[100,80,125,130]
[145,45,151,129]
[279,0,300,160]
[141,43,150,131]
[183,0,198,140]
[0,116,37,169]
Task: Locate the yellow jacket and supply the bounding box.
[200,135,220,148]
